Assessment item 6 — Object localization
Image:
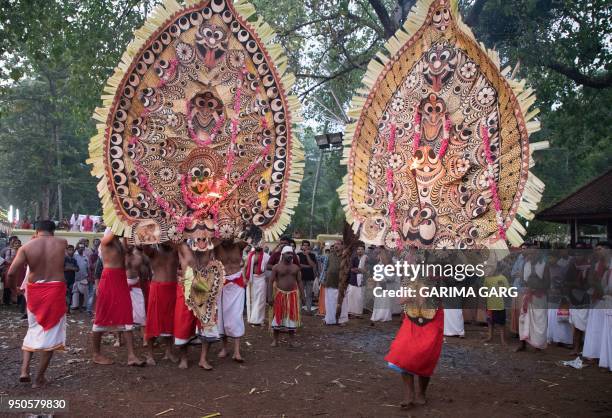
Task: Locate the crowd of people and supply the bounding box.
[437,242,612,371]
[14,214,104,232]
[2,222,611,408]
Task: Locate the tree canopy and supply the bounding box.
[0,0,609,238]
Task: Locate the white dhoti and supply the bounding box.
[198,324,221,343]
[569,308,588,331]
[346,284,364,315]
[23,280,67,352]
[598,308,612,371]
[127,278,146,326]
[371,287,392,322]
[583,303,605,359]
[324,287,348,325]
[71,280,89,309]
[247,273,267,325]
[546,309,572,345]
[444,309,465,337]
[519,294,548,349]
[23,312,66,352]
[217,272,245,338]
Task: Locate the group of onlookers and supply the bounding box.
[0,234,104,318]
[15,214,104,232]
[63,238,102,315]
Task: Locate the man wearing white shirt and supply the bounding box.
[71,244,90,312]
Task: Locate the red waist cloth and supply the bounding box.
[128,282,141,290]
[94,268,133,327]
[384,309,444,377]
[273,288,299,325]
[174,282,199,341]
[141,279,150,312]
[224,273,246,288]
[27,281,67,331]
[145,281,177,339]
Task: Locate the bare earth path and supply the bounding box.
[0,306,610,417]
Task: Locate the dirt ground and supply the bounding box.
[0,305,610,418]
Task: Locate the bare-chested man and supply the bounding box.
[92,231,144,366]
[126,246,147,330]
[176,242,220,369]
[141,244,179,365]
[268,246,305,347]
[214,239,248,362]
[8,221,67,388]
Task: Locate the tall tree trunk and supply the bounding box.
[40,184,50,219]
[48,77,63,221]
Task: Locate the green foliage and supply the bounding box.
[0,0,158,218]
[289,127,346,237]
[0,0,609,240]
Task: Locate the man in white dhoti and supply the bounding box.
[245,247,269,325]
[324,241,348,325]
[444,310,465,337]
[547,254,572,346]
[371,249,394,324]
[347,243,367,317]
[125,247,146,328]
[71,244,90,312]
[598,252,612,370]
[566,248,591,354]
[583,242,611,361]
[517,252,549,352]
[599,307,612,371]
[215,240,249,362]
[8,221,68,388]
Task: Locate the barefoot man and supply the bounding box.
[385,278,444,409]
[175,242,220,369]
[92,231,144,366]
[215,239,248,362]
[268,246,305,347]
[246,246,270,326]
[8,221,67,388]
[125,246,147,331]
[142,244,179,365]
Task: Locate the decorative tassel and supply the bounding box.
[412,111,421,155]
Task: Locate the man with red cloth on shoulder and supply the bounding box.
[8,220,67,388]
[142,243,179,366]
[91,230,144,366]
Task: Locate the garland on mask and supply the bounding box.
[411,110,421,155]
[438,116,452,159]
[158,58,179,88]
[480,121,506,240]
[130,63,270,235]
[385,122,403,250]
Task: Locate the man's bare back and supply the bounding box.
[10,235,67,285]
[214,240,246,275]
[125,247,144,279]
[100,234,126,269]
[144,244,179,282]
